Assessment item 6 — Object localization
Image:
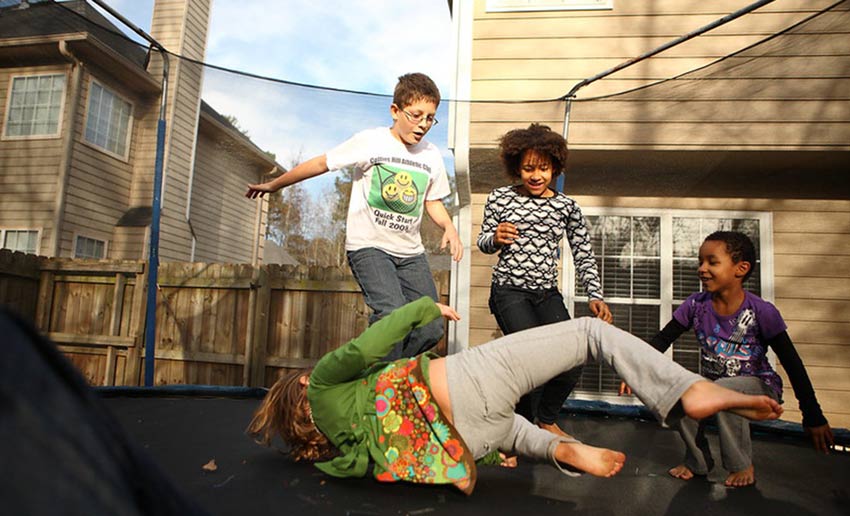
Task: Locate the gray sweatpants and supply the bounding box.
[445,317,702,463]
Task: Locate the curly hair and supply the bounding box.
[246,368,336,462]
[393,72,441,108]
[499,123,569,179]
[704,231,757,283]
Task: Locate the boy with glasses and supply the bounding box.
[247,73,459,360]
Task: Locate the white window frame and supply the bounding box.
[72,233,109,260]
[82,78,134,162]
[563,207,774,403]
[0,228,42,255]
[486,0,613,13]
[2,72,67,140]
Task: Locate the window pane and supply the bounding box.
[2,230,38,254]
[5,74,65,137]
[580,215,660,300]
[74,236,106,259]
[84,82,131,156]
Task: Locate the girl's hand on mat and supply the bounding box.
[436,303,461,321]
[618,381,633,396]
[589,300,613,323]
[499,453,518,468]
[806,424,834,454]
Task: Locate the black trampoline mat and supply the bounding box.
[104,396,850,516]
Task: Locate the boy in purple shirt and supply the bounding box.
[627,231,833,487]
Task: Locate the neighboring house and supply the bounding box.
[449,0,850,427]
[262,240,300,266]
[0,0,277,264]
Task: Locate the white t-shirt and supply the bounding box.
[325,127,451,258]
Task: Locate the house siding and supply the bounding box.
[469,0,850,151]
[0,64,70,254]
[56,66,148,258]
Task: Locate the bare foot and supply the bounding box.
[725,464,755,487]
[668,464,695,480]
[554,441,626,478]
[680,381,783,421]
[539,422,574,440]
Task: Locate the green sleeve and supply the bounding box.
[309,297,441,388]
[475,450,503,466]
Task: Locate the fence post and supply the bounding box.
[245,265,270,387]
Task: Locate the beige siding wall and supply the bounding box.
[469,192,850,427]
[469,0,850,150]
[127,90,160,216]
[0,64,70,254]
[189,130,263,263]
[112,226,148,260]
[58,65,150,258]
[149,0,212,261]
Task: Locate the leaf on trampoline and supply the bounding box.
[202,459,218,472]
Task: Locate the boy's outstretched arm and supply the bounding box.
[246,155,329,198]
[424,200,462,261]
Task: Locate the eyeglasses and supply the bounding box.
[398,107,438,126]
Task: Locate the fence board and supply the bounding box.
[1,258,450,388]
[0,250,40,321]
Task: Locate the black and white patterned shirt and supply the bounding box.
[477,186,603,298]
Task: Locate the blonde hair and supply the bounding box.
[246,368,335,462]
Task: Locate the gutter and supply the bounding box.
[51,40,84,257]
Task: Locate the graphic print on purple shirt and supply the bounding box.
[673,291,786,400]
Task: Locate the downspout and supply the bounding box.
[52,41,84,257]
[448,0,475,354]
[88,0,169,387]
[555,0,775,191]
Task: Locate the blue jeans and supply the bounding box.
[489,284,583,425]
[347,248,443,360]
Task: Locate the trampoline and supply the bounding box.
[3,308,848,516]
[102,390,850,516]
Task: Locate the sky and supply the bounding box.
[90,0,457,175]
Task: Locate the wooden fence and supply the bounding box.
[0,250,450,388]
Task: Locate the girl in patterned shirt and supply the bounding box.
[477,123,612,438]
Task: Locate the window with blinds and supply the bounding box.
[564,209,770,400]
